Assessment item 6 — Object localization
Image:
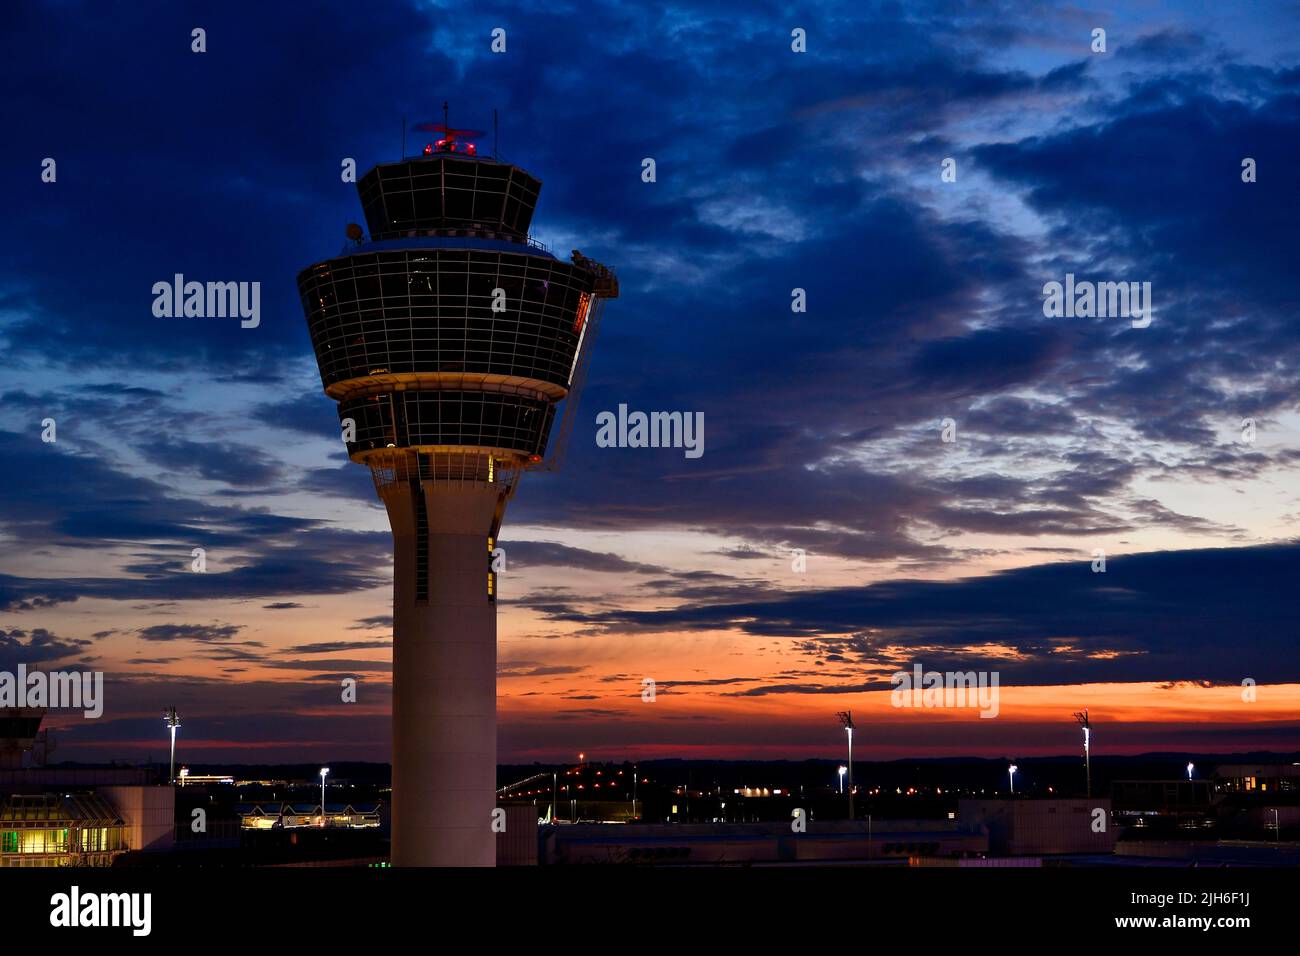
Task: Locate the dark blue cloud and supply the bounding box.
[529,541,1300,686]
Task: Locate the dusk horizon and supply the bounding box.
[4,0,1299,773]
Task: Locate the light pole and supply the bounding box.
[1187,761,1194,783]
[163,707,180,783]
[1073,709,1091,798]
[836,711,855,820]
[838,765,847,794]
[320,767,329,828]
[1008,763,1018,795]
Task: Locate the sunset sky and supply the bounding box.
[2,1,1298,765]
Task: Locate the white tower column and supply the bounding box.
[383,478,501,867]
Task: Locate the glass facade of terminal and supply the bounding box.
[0,793,127,867]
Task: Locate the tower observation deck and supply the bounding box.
[297,131,617,867]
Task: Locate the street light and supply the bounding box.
[1008,763,1018,795]
[836,711,855,820]
[1187,761,1194,783]
[163,707,180,784]
[320,767,330,828]
[838,765,847,794]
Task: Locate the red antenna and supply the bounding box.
[412,103,484,155]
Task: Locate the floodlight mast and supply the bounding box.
[1074,709,1091,798]
[836,711,855,820]
[320,767,329,828]
[297,115,616,866]
[163,707,180,784]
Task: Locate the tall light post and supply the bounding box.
[320,767,330,828]
[1008,763,1018,795]
[1187,761,1194,783]
[1074,709,1091,798]
[838,765,847,794]
[163,707,180,784]
[836,711,855,820]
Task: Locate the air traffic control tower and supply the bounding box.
[297,124,617,866]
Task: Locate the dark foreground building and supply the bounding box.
[297,129,616,866]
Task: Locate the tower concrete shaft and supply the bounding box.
[382,470,507,866]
